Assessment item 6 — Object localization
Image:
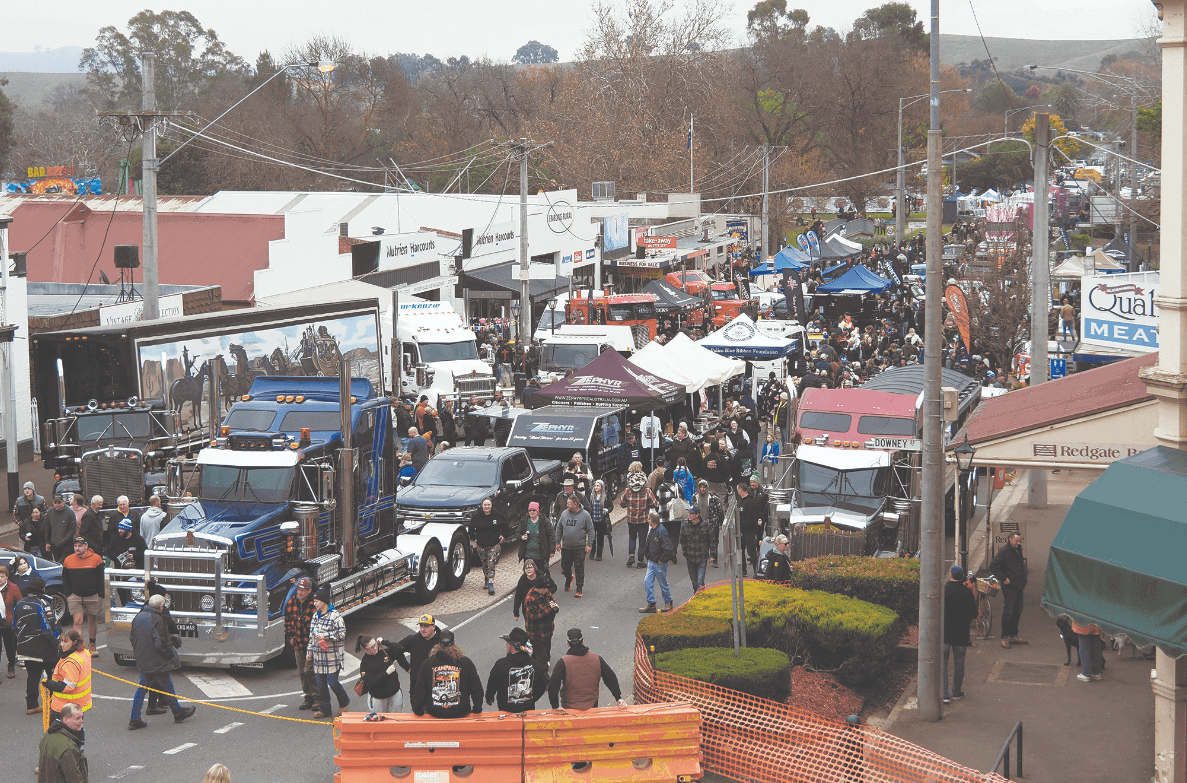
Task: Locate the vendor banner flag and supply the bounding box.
[945,283,972,354]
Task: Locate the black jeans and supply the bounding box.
[1001,585,1025,638]
[559,548,586,591]
[529,634,552,668]
[663,519,682,560]
[627,523,647,559]
[592,521,609,558]
[741,533,760,575]
[0,626,16,667]
[25,652,60,709]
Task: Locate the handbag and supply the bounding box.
[353,679,365,696]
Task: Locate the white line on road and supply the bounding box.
[185,671,253,698]
[162,743,197,755]
[109,766,145,779]
[260,704,286,714]
[342,651,361,675]
[449,591,515,633]
[213,722,244,734]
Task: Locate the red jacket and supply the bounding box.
[0,580,21,628]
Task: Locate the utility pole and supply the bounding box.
[761,143,769,261]
[0,215,18,505]
[1128,86,1138,271]
[518,139,530,346]
[141,52,159,321]
[896,100,906,245]
[1028,113,1051,508]
[918,0,944,723]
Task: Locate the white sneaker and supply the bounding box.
[1076,673,1091,682]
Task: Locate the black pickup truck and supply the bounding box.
[394,447,564,529]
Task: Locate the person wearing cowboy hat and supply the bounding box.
[485,626,547,713]
[552,476,589,520]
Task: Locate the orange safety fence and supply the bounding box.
[634,636,1009,783]
[334,703,702,783]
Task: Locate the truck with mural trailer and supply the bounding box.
[31,299,385,507]
[104,368,471,668]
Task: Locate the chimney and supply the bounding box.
[339,223,349,237]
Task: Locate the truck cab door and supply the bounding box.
[400,343,419,394]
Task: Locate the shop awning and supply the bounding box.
[953,352,1157,469]
[1041,446,1187,658]
[460,263,568,302]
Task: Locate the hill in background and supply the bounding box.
[939,34,1147,73]
[0,47,84,73]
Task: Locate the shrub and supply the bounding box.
[638,611,733,654]
[786,556,920,626]
[656,647,791,703]
[658,582,902,688]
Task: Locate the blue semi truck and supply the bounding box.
[104,369,470,668]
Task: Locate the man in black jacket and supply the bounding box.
[735,482,765,576]
[485,626,547,713]
[128,594,196,729]
[397,614,442,693]
[758,535,792,581]
[45,495,76,562]
[989,533,1028,647]
[943,565,979,703]
[13,577,59,714]
[410,631,484,718]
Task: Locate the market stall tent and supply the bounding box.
[815,265,893,294]
[630,332,746,393]
[697,314,796,359]
[530,347,685,410]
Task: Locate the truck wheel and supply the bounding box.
[416,541,444,604]
[113,653,136,667]
[47,591,67,624]
[443,531,470,591]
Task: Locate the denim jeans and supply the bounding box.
[131,671,182,720]
[316,670,350,714]
[1079,634,1104,677]
[942,643,967,698]
[368,690,403,714]
[686,559,708,593]
[645,561,672,605]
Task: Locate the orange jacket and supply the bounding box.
[51,649,92,713]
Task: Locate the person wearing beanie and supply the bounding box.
[942,565,978,704]
[410,631,484,719]
[514,502,555,571]
[547,629,626,711]
[107,518,148,570]
[307,586,349,719]
[485,626,547,713]
[12,576,60,713]
[284,577,319,711]
[12,481,46,556]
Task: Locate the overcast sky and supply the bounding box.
[2,0,1158,64]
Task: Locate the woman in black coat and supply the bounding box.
[439,400,457,445]
[356,635,407,714]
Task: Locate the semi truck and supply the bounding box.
[104,367,470,669]
[32,300,385,507]
[393,299,496,407]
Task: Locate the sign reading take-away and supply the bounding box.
[639,236,677,249]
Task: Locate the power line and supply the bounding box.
[969,0,1018,111]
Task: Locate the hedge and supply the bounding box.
[656,647,791,703]
[639,582,903,688]
[785,556,920,626]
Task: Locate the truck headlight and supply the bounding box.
[200,594,215,612]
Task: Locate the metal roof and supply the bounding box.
[26,282,207,318]
[958,352,1156,446]
[461,263,568,301]
[861,365,982,413]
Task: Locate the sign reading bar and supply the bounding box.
[870,437,922,451]
[639,236,677,250]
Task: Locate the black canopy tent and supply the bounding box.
[642,279,705,314]
[530,348,685,411]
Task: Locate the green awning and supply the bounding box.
[1041,446,1187,658]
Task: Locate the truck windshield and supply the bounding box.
[223,409,277,432]
[198,465,295,503]
[541,343,598,372]
[856,416,916,436]
[413,459,497,487]
[76,412,152,442]
[711,288,736,301]
[797,461,885,515]
[799,411,852,433]
[419,342,478,363]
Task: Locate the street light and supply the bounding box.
[953,435,977,571]
[1026,64,1142,270]
[160,60,336,165]
[548,297,558,336]
[1004,104,1049,136]
[897,88,972,243]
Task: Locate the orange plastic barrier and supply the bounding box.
[334,711,524,783]
[634,636,1009,783]
[522,704,702,782]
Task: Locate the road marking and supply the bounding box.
[341,651,361,675]
[163,743,197,755]
[260,703,286,714]
[185,671,253,698]
[399,619,422,632]
[450,591,515,633]
[109,766,145,779]
[213,722,244,734]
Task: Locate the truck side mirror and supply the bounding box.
[399,475,413,488]
[320,466,337,511]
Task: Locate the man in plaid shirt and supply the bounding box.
[284,577,318,711]
[694,480,724,567]
[618,463,656,570]
[678,506,715,593]
[307,586,349,719]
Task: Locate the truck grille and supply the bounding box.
[457,376,495,397]
[147,549,226,614]
[81,452,145,504]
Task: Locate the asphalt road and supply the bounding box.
[3,522,717,782]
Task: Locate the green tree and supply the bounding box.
[746,0,810,42]
[79,9,249,111]
[0,78,14,177]
[975,80,1018,114]
[1051,83,1079,120]
[951,140,1032,193]
[850,2,927,52]
[1137,100,1161,146]
[513,41,559,64]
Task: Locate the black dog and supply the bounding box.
[1056,618,1081,667]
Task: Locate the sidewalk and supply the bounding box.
[885,469,1155,782]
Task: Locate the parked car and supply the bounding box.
[0,548,67,621]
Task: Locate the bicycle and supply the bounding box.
[966,571,999,639]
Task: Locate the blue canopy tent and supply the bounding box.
[774,246,811,271]
[749,263,773,277]
[816,265,893,294]
[822,262,850,279]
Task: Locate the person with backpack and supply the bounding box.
[13,577,59,714]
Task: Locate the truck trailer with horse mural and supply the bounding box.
[31,300,383,507]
